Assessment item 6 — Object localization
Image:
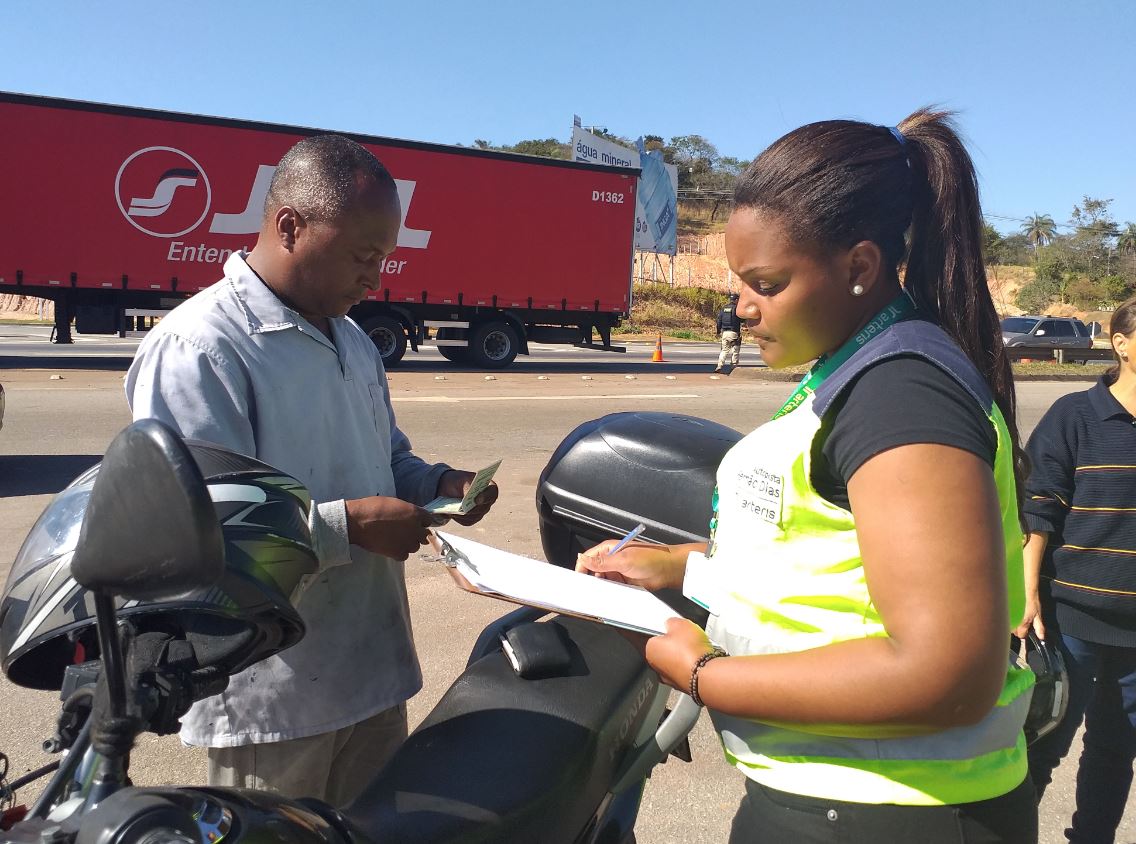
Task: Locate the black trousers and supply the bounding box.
[728,777,1037,844]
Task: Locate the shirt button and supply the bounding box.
[827,809,839,822]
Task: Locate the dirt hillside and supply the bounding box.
[663,233,1054,320]
[0,294,52,320]
[0,250,1099,326]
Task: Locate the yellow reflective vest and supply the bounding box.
[684,321,1033,806]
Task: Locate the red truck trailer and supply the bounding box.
[0,92,638,367]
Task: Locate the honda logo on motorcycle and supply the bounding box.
[114,147,212,238]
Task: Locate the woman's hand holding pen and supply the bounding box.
[574,540,694,591]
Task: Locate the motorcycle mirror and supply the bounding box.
[70,419,225,601]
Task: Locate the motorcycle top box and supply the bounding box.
[537,411,743,567]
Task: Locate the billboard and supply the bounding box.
[571,127,678,256]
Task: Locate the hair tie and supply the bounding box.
[888,126,911,169]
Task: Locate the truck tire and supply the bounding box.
[362,314,407,367]
[470,321,520,368]
[435,328,470,364]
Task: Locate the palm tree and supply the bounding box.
[1021,213,1058,259]
[1118,223,1136,256]
[1119,223,1136,279]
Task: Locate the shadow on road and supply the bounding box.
[0,454,101,498]
[1,355,768,377]
[386,360,769,376]
[0,356,131,372]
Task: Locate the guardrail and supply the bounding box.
[1005,346,1114,364]
[121,308,171,336]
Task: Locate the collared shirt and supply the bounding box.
[1024,377,1136,645]
[126,252,450,746]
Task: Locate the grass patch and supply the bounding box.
[677,200,730,237]
[1012,362,1106,379]
[624,281,731,339]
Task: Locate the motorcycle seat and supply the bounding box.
[346,616,659,843]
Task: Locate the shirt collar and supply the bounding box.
[1088,376,1131,421]
[223,251,339,353]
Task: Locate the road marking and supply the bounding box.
[392,393,700,403]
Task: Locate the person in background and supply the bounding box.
[1017,295,1136,844]
[126,135,497,806]
[715,292,744,373]
[579,109,1037,843]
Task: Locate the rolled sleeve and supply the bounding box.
[308,499,352,570]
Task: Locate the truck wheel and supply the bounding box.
[435,328,470,364]
[470,321,519,368]
[362,314,407,367]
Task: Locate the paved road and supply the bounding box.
[0,324,762,373]
[0,348,1123,843]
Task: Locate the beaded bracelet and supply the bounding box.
[690,646,729,706]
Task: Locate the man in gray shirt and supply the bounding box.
[126,135,497,805]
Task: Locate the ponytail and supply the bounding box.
[897,109,1027,519]
[734,107,1027,514]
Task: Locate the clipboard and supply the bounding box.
[429,532,679,637]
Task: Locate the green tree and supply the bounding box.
[1021,213,1058,257]
[1016,275,1061,313]
[1069,197,1118,279]
[508,138,569,159]
[1119,223,1136,256]
[1117,223,1136,284]
[1102,274,1135,303]
[1068,277,1109,309]
[999,234,1034,265]
[1034,246,1075,304]
[982,222,1006,265]
[665,135,722,191]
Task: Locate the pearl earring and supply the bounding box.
[851,284,865,297]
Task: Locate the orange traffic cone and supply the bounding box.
[651,335,665,362]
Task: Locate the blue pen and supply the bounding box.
[608,523,646,555]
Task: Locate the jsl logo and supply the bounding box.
[115,147,212,239]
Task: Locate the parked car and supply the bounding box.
[1000,316,1093,349]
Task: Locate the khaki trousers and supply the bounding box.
[207,701,408,807]
[718,330,741,368]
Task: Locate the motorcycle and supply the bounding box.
[0,410,1066,843]
[0,411,739,843]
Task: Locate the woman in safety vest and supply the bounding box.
[578,109,1037,843]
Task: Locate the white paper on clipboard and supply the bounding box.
[435,531,680,636]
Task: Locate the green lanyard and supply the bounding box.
[770,294,918,420]
[707,293,917,552]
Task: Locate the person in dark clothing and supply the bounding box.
[715,293,744,373]
[1017,295,1136,843]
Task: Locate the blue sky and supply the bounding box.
[4,0,1133,235]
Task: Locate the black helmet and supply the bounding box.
[1015,632,1069,745]
[1,440,318,690]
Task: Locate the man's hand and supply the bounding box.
[434,470,498,526]
[344,496,434,561]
